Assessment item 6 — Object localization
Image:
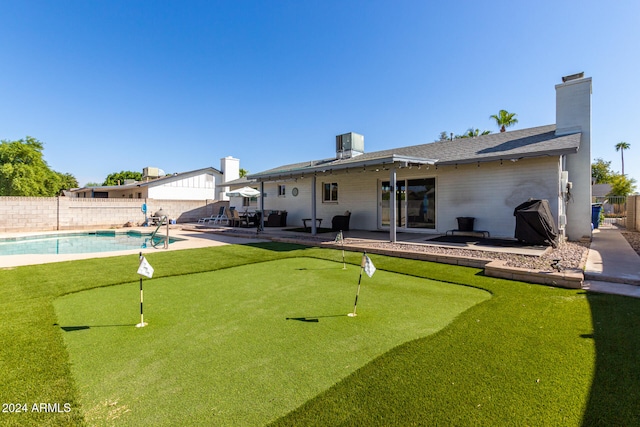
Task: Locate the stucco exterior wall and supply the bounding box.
[0,197,227,233]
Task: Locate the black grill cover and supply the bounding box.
[513,199,559,247]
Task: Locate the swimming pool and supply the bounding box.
[0,231,183,256]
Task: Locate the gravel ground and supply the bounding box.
[357,227,640,272]
[622,230,640,256]
[356,238,589,272]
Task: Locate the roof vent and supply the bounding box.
[336,132,364,159]
[562,72,584,83]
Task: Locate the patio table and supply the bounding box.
[302,218,322,231]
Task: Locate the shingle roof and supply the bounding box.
[249,125,581,180]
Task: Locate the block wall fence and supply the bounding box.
[628,195,639,231]
[0,197,229,233]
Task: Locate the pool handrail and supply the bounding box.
[150,216,168,248]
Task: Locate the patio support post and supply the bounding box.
[260,181,265,215]
[311,175,317,235]
[390,166,397,242]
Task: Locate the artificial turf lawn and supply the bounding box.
[2,242,640,426]
[53,258,489,426]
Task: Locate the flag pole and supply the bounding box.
[348,252,366,317]
[340,230,346,269]
[136,252,148,328]
[336,230,346,270]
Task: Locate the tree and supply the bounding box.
[0,136,76,196]
[436,131,452,142]
[239,168,249,178]
[615,141,631,176]
[490,110,518,132]
[460,128,491,138]
[57,172,79,192]
[591,158,614,184]
[608,173,637,197]
[103,171,142,186]
[84,182,101,187]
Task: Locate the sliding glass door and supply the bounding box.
[380,178,435,229]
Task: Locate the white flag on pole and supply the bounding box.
[363,254,376,278]
[137,256,154,278]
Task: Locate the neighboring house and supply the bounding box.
[71,157,240,201]
[248,74,593,242]
[592,183,613,207]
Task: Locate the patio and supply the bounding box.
[186,223,551,257]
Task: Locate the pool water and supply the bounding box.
[0,231,182,256]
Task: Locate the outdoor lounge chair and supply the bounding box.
[197,214,215,224]
[332,210,351,231]
[198,206,227,225]
[211,206,229,225]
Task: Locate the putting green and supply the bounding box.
[54,257,490,426]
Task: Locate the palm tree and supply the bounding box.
[615,141,630,176]
[490,110,518,133]
[460,128,491,138]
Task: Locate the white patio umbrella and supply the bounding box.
[226,186,263,230]
[225,186,261,198]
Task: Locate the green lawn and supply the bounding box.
[2,242,640,426]
[53,258,488,426]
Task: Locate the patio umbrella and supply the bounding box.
[226,186,261,198]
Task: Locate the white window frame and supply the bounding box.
[322,182,338,203]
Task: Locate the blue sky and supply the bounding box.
[1,0,638,188]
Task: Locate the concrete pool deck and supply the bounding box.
[0,227,268,268]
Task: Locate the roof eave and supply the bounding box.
[248,155,438,181]
[435,147,580,166]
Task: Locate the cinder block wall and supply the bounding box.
[628,195,638,231]
[0,197,228,233]
[0,197,59,232]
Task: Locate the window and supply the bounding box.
[323,182,338,202]
[278,184,286,196]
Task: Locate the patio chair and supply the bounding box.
[197,214,215,224]
[211,206,229,225]
[248,211,262,228]
[332,210,351,231]
[228,208,241,227]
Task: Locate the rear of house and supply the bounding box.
[248,74,593,242]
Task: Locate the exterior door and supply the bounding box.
[380,178,435,229]
[381,181,404,227]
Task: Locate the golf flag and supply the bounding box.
[349,252,375,317]
[335,230,343,243]
[363,254,376,278]
[137,256,154,278]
